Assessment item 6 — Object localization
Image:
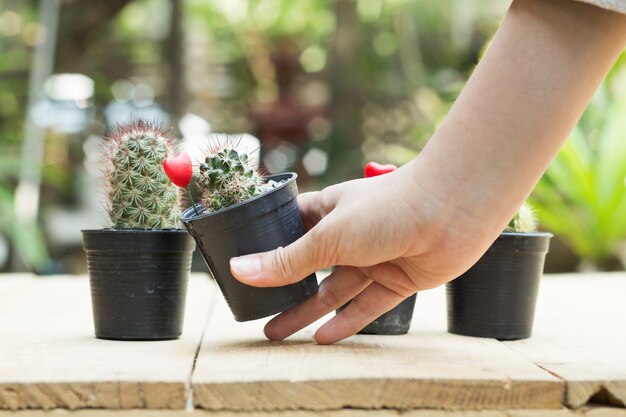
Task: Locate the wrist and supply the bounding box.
[403,151,512,250]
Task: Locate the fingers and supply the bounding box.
[264,266,371,341]
[297,192,324,232]
[314,282,408,345]
[230,217,337,287]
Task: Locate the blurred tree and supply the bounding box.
[182,0,505,182]
[327,0,363,180]
[163,0,186,121]
[55,1,135,72]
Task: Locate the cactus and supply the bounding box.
[505,203,537,233]
[196,147,272,213]
[105,120,180,229]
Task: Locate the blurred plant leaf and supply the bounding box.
[0,155,22,180]
[0,160,49,270]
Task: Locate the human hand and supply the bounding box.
[229,161,499,344]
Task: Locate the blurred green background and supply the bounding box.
[1,0,626,274]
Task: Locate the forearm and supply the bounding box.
[411,0,626,241]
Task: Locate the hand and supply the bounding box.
[229,161,499,344]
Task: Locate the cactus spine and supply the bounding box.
[197,147,268,212]
[105,120,180,229]
[506,203,537,233]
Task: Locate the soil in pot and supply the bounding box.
[181,172,318,322]
[337,293,417,335]
[446,232,552,340]
[82,229,195,340]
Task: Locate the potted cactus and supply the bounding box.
[165,146,318,322]
[82,120,195,341]
[336,162,417,335]
[446,204,552,340]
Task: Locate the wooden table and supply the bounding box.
[0,272,624,417]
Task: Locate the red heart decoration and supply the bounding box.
[364,161,397,178]
[163,151,193,187]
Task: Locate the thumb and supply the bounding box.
[230,223,333,287]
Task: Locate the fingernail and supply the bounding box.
[230,256,262,278]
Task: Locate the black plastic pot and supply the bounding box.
[446,232,552,340]
[181,173,319,322]
[337,293,417,335]
[82,229,195,340]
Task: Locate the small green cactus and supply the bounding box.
[196,147,268,212]
[105,120,180,229]
[505,203,538,233]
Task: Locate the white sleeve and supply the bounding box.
[572,0,626,14]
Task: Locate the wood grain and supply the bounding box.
[0,274,213,410]
[1,272,624,412]
[403,272,626,409]
[192,281,561,412]
[4,407,625,417]
[504,273,626,408]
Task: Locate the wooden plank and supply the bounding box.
[408,272,626,409]
[504,273,626,408]
[0,274,214,410]
[192,282,562,412]
[1,408,616,417]
[3,409,618,416]
[583,408,626,417]
[3,272,622,412]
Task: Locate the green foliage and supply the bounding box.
[183,0,504,172]
[0,155,49,270]
[531,67,626,264]
[197,147,266,212]
[106,121,180,229]
[505,203,537,233]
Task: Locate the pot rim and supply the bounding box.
[180,172,297,222]
[81,228,188,234]
[499,231,553,238]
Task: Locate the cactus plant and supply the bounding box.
[173,145,318,322]
[105,120,180,229]
[505,203,537,233]
[195,147,274,213]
